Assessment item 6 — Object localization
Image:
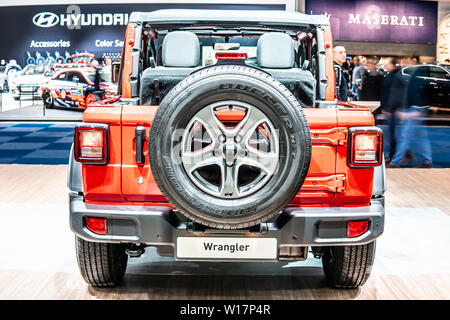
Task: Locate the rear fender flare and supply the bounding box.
[372,155,386,197]
[67,144,83,192]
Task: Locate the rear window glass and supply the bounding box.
[429,67,448,79]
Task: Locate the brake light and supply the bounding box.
[74,123,109,164]
[85,217,107,235]
[215,52,247,60]
[348,127,382,167]
[347,220,369,238]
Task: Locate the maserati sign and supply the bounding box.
[306,0,437,43]
[32,12,60,28]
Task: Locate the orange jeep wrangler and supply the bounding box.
[68,9,385,289]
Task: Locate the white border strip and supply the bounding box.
[0,0,296,11]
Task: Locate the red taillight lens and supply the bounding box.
[354,134,379,161]
[215,52,248,60]
[85,217,107,235]
[347,220,369,238]
[74,123,109,164]
[79,131,103,158]
[349,127,382,167]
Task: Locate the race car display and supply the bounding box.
[41,67,117,110]
[10,64,53,100]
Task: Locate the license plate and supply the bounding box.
[176,237,277,260]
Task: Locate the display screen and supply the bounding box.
[306,0,437,43]
[0,3,284,67]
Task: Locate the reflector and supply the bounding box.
[347,220,369,238]
[85,217,107,235]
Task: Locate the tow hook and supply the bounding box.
[126,244,146,258]
[311,247,323,259]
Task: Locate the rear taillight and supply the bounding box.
[348,127,382,167]
[74,123,109,164]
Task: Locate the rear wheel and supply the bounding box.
[42,91,53,108]
[322,241,376,289]
[85,93,101,106]
[75,236,128,287]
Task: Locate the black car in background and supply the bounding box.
[402,64,450,109]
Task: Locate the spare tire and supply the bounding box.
[149,65,311,229]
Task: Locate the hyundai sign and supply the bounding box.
[306,0,437,43]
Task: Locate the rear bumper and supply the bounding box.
[70,193,384,256]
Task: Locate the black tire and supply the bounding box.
[322,241,376,289]
[75,236,128,287]
[149,65,311,229]
[42,91,53,109]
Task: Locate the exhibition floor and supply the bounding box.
[0,165,448,300]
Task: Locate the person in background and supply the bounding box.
[333,46,349,101]
[342,56,351,87]
[348,56,356,84]
[361,56,384,101]
[380,57,405,164]
[352,56,365,101]
[387,63,433,168]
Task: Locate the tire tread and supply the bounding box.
[75,236,128,287]
[322,241,376,289]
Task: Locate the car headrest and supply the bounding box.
[162,31,200,67]
[257,33,294,69]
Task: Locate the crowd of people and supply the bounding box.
[333,46,387,102]
[333,46,433,168]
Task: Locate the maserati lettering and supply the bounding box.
[348,13,425,27]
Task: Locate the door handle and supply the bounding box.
[135,126,146,164]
